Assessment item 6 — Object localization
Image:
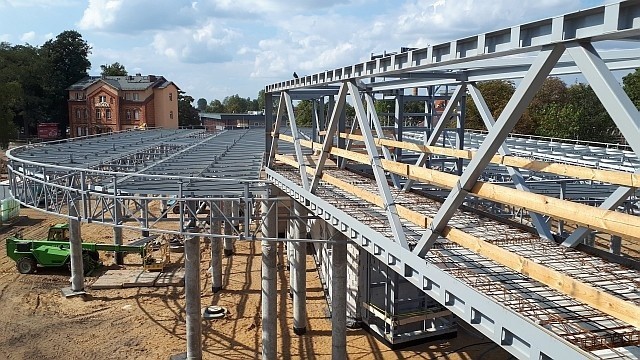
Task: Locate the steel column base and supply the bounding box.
[212,286,222,293]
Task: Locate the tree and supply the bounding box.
[256,89,265,111]
[536,83,616,142]
[465,80,515,130]
[223,94,249,113]
[0,43,48,137]
[0,82,22,148]
[208,99,225,113]
[196,98,208,112]
[623,68,640,109]
[521,77,568,135]
[177,91,200,127]
[100,62,127,76]
[41,30,91,136]
[294,100,312,126]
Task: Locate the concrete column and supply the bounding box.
[261,196,277,360]
[210,202,222,293]
[610,235,622,255]
[292,201,307,335]
[331,226,347,359]
[184,228,202,360]
[113,199,124,265]
[68,199,84,292]
[224,200,234,257]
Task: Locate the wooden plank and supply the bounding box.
[339,132,640,188]
[123,270,160,288]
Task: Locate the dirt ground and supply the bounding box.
[0,208,510,360]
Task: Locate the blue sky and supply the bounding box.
[0,0,613,103]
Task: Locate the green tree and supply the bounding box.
[465,80,515,130]
[100,62,127,76]
[223,94,249,113]
[208,99,225,113]
[257,89,265,111]
[521,77,568,135]
[0,82,22,148]
[0,43,48,137]
[196,98,208,112]
[623,68,640,109]
[374,99,394,126]
[536,83,615,142]
[177,91,200,126]
[295,100,312,126]
[41,30,91,136]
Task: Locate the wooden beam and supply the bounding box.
[274,154,640,329]
[340,132,640,188]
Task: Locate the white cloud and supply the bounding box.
[78,0,197,32]
[151,21,240,64]
[0,34,10,42]
[19,31,36,43]
[78,0,122,31]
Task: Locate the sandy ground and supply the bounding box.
[0,209,510,360]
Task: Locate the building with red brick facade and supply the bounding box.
[67,74,179,137]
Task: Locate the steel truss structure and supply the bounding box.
[7,128,272,240]
[265,1,640,358]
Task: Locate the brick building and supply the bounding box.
[67,74,179,137]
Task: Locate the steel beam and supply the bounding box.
[309,83,348,193]
[403,84,467,190]
[561,186,635,247]
[467,84,554,240]
[267,94,286,167]
[283,92,310,189]
[347,81,409,249]
[413,44,565,256]
[364,93,401,187]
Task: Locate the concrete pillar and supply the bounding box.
[331,226,347,359]
[292,201,307,335]
[210,202,222,293]
[224,200,234,257]
[610,235,622,255]
[68,199,85,292]
[261,196,277,360]
[184,228,202,359]
[113,199,124,265]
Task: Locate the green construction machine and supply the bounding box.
[5,223,148,275]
